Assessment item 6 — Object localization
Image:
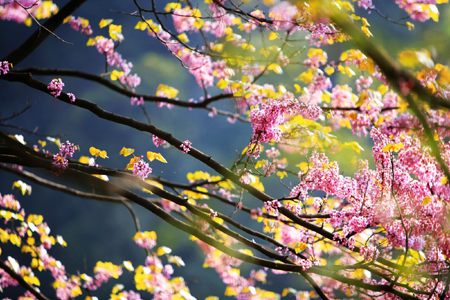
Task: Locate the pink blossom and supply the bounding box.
[65,16,93,35]
[180,140,192,153]
[67,93,76,103]
[0,194,20,211]
[0,61,10,75]
[133,156,152,180]
[269,1,299,31]
[47,78,64,97]
[52,140,78,175]
[152,135,167,147]
[130,96,144,106]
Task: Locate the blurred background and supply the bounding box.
[1,0,450,298]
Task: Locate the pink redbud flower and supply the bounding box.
[0,61,10,75]
[152,135,167,147]
[180,140,192,153]
[209,209,218,219]
[133,156,152,180]
[130,96,144,106]
[67,93,76,103]
[52,140,78,175]
[47,78,65,97]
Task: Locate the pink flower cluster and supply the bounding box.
[152,135,167,147]
[67,93,76,103]
[263,199,281,215]
[52,140,78,175]
[134,235,157,249]
[360,245,380,262]
[133,156,152,180]
[94,37,141,90]
[269,1,299,31]
[180,140,192,153]
[47,78,65,97]
[0,61,10,75]
[249,94,300,157]
[65,16,93,35]
[0,193,21,211]
[0,0,57,24]
[130,96,144,106]
[82,265,123,291]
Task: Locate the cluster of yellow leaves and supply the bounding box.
[135,19,162,33]
[181,189,210,200]
[282,288,318,300]
[340,49,375,74]
[225,286,280,299]
[147,151,167,163]
[25,0,59,26]
[399,49,434,69]
[281,115,364,153]
[94,261,122,279]
[381,142,405,153]
[12,180,32,196]
[63,15,88,27]
[156,84,179,99]
[89,146,108,158]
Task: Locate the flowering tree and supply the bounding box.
[1,0,450,299]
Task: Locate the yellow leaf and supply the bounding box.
[406,21,414,31]
[377,84,389,95]
[441,176,448,185]
[295,243,307,253]
[224,286,238,296]
[123,261,134,271]
[92,174,109,181]
[239,249,253,256]
[267,63,282,74]
[119,147,135,157]
[324,65,335,75]
[381,143,404,153]
[165,2,182,12]
[99,19,113,28]
[126,157,140,170]
[109,24,123,40]
[135,20,151,31]
[344,141,363,153]
[110,70,124,81]
[12,180,32,196]
[424,4,439,22]
[255,160,266,169]
[268,32,278,40]
[217,79,229,89]
[296,68,316,84]
[86,37,95,46]
[205,297,219,300]
[296,162,309,172]
[212,43,223,52]
[178,33,189,43]
[157,246,172,256]
[156,84,179,99]
[89,147,108,158]
[361,25,372,37]
[422,196,432,206]
[147,151,167,163]
[24,17,32,26]
[276,171,287,179]
[78,156,90,164]
[27,214,43,225]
